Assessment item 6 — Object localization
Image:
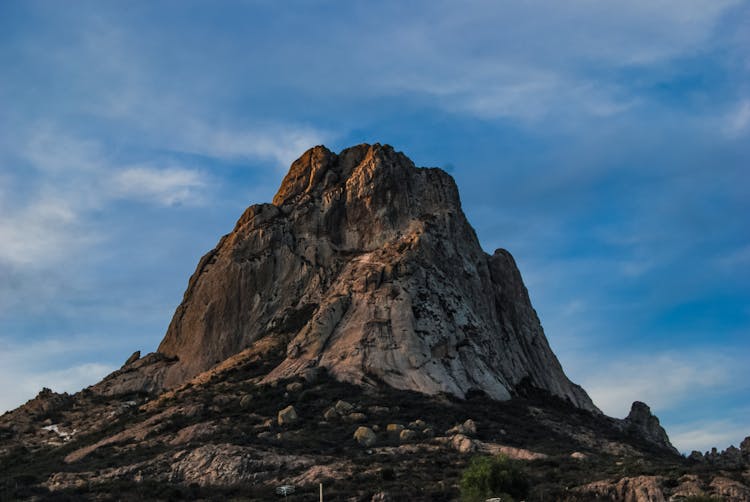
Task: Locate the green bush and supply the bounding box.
[460,454,529,502]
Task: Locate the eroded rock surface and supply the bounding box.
[157,143,597,411]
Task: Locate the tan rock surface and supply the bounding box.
[155,143,597,411]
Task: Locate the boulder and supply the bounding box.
[399,429,417,442]
[386,424,404,435]
[285,382,303,393]
[345,412,367,423]
[447,419,477,436]
[408,419,427,429]
[451,434,475,453]
[277,405,298,426]
[354,426,376,447]
[334,400,354,414]
[239,395,253,410]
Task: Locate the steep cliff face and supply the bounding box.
[157,143,597,412]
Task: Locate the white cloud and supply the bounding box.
[112,166,207,206]
[580,351,736,418]
[0,336,118,413]
[0,362,114,414]
[22,126,105,174]
[349,0,739,122]
[670,419,750,454]
[0,194,83,268]
[0,125,212,270]
[725,99,750,137]
[172,120,331,169]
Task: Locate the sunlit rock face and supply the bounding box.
[157,143,597,412]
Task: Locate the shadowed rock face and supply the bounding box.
[157,143,597,412]
[623,401,678,454]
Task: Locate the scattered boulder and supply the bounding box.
[386,424,404,435]
[323,407,338,421]
[408,419,426,430]
[570,451,587,460]
[447,419,477,436]
[334,400,354,414]
[277,405,298,426]
[399,429,417,442]
[354,426,376,447]
[451,434,475,453]
[239,395,253,410]
[286,382,303,393]
[345,412,367,423]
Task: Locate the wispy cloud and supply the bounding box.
[347,0,741,122]
[670,418,750,454]
[169,120,331,169]
[0,336,118,413]
[112,166,207,206]
[714,244,750,269]
[724,99,750,137]
[579,351,740,418]
[0,195,82,267]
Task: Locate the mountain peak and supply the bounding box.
[150,144,598,412]
[272,143,420,208]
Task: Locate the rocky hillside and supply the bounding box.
[2,144,748,501]
[1,357,748,501]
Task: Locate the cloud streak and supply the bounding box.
[580,351,736,418]
[0,335,118,413]
[112,166,207,206]
[670,418,750,454]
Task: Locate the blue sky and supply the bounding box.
[1,0,748,454]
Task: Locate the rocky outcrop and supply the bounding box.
[576,476,666,502]
[621,401,678,454]
[156,143,597,411]
[353,426,376,447]
[688,436,750,467]
[90,352,177,397]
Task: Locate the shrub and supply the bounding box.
[460,454,529,502]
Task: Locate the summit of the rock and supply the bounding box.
[153,143,598,412]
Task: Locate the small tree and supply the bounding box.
[460,454,529,502]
